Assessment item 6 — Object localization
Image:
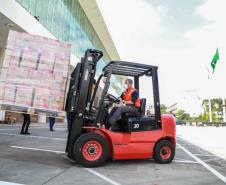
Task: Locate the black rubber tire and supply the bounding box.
[153,140,175,164]
[73,133,109,167]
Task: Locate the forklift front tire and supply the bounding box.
[153,140,175,164]
[73,133,109,167]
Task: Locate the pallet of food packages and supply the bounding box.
[0,30,71,116]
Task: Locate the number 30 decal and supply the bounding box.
[134,124,139,129]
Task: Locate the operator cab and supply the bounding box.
[93,61,161,132]
[65,52,161,134]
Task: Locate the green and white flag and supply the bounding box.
[208,48,220,79]
[211,48,220,74]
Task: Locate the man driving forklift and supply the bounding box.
[66,49,176,167]
[108,79,141,129]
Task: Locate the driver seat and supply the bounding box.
[113,98,146,131]
[122,98,146,117]
[139,98,146,115]
[118,98,156,132]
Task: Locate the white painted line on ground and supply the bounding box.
[149,157,197,164]
[176,144,194,146]
[173,160,199,164]
[55,128,67,131]
[0,127,48,131]
[177,143,226,184]
[175,157,195,161]
[0,180,24,185]
[0,128,65,131]
[193,154,214,157]
[11,145,197,167]
[9,146,122,185]
[11,146,65,154]
[0,132,66,141]
[0,127,67,131]
[84,168,122,185]
[0,129,19,131]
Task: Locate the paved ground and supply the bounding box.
[177,126,226,159]
[0,123,226,185]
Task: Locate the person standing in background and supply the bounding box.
[49,113,57,131]
[20,113,31,135]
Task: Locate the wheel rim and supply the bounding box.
[160,146,171,160]
[82,140,103,161]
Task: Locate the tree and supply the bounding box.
[160,104,167,114]
[175,109,190,121]
[202,98,224,122]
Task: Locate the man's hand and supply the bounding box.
[123,100,134,105]
[115,98,124,107]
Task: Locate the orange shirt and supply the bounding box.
[122,87,141,108]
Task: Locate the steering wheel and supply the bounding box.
[106,94,121,104]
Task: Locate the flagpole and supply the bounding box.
[208,98,212,122]
[207,48,219,123]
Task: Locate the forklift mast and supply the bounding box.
[66,49,103,157]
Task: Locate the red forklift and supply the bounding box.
[65,49,176,167]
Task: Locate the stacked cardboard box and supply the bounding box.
[0,30,71,113]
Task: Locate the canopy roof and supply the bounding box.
[103,61,157,76]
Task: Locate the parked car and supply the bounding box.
[176,120,186,125]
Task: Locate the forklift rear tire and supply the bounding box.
[73,133,109,167]
[153,140,175,164]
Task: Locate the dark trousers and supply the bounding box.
[21,114,31,133]
[49,117,55,131]
[109,106,138,125]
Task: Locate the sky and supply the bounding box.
[96,0,226,115]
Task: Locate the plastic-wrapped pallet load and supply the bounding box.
[0,30,71,114]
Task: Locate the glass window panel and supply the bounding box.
[15,0,112,62]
